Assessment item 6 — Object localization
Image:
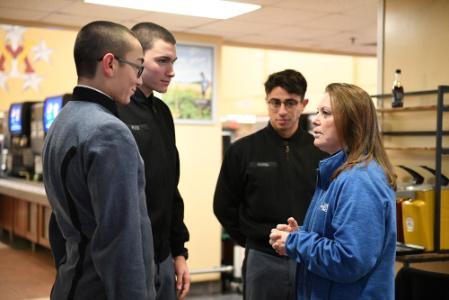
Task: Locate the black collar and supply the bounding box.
[131,88,157,113]
[266,122,303,143]
[132,88,154,103]
[71,86,118,116]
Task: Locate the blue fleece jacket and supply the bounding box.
[286,150,396,300]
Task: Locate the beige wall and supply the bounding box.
[220,45,377,117]
[175,124,222,281]
[382,0,449,271]
[382,0,449,91]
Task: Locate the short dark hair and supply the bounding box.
[74,20,138,78]
[131,22,176,52]
[264,69,307,100]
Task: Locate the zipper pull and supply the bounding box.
[285,142,290,154]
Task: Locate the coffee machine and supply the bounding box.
[6,101,36,179]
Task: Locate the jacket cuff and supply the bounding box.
[172,247,189,260]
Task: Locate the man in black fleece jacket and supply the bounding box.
[117,22,190,300]
[214,69,327,300]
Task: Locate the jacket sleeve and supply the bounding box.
[48,211,66,268]
[213,145,247,247]
[85,123,154,299]
[286,170,395,283]
[163,107,190,258]
[170,148,190,258]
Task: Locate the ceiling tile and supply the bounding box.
[303,13,371,31]
[56,2,147,20]
[232,6,325,25]
[189,20,280,36]
[355,26,377,45]
[128,12,215,30]
[228,33,294,46]
[319,31,376,55]
[39,12,111,27]
[271,0,371,13]
[0,0,75,12]
[345,0,379,17]
[264,26,337,40]
[343,3,378,25]
[0,7,46,22]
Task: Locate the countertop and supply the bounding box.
[0,177,48,206]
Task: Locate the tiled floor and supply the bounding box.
[0,237,55,300]
[0,234,241,300]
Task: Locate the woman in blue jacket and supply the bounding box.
[269,83,397,300]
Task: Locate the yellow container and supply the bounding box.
[441,188,449,250]
[402,187,449,251]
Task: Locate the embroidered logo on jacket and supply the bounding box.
[320,203,328,213]
[128,124,150,131]
[249,161,278,168]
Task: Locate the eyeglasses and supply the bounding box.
[115,56,144,78]
[97,54,144,78]
[267,99,299,111]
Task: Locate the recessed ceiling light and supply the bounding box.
[84,0,261,19]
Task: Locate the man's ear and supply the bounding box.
[100,53,115,77]
[302,98,309,108]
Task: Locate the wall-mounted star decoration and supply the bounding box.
[32,41,53,63]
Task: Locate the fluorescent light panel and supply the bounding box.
[84,0,260,19]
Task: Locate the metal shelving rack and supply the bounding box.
[371,85,449,252]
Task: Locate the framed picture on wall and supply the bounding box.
[161,43,215,124]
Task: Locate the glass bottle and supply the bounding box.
[392,69,404,108]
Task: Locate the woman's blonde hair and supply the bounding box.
[326,83,397,189]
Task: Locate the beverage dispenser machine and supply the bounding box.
[30,103,44,180]
[32,94,70,180]
[42,94,70,134]
[7,101,36,178]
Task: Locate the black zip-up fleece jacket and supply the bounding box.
[118,89,189,263]
[214,123,327,255]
